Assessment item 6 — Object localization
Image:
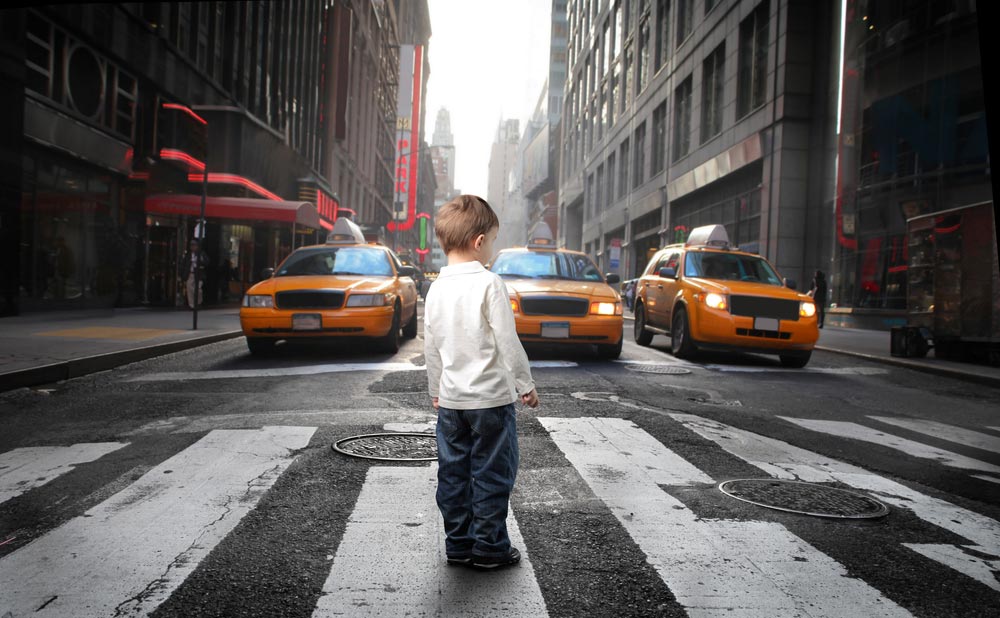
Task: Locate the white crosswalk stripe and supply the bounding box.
[539,417,912,617]
[868,416,1000,453]
[2,413,1000,615]
[779,417,1000,474]
[0,442,127,505]
[0,426,315,617]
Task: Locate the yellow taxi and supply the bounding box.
[239,218,418,354]
[634,225,818,367]
[489,224,624,359]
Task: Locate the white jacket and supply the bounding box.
[424,260,534,409]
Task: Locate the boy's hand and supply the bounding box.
[432,397,439,410]
[521,389,539,408]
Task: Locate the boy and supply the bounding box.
[424,195,539,570]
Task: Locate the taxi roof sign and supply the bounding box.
[685,224,731,249]
[326,217,366,245]
[527,222,555,248]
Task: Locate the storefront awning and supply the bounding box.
[145,194,331,230]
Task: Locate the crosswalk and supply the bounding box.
[1,410,998,617]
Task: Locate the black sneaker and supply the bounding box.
[471,547,521,570]
[446,554,473,566]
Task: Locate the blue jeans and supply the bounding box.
[435,403,519,558]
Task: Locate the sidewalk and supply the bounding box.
[0,306,243,392]
[623,313,1000,388]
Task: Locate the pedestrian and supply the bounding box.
[424,194,539,570]
[180,239,210,309]
[625,279,636,312]
[810,269,827,328]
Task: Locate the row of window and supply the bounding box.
[571,0,769,216]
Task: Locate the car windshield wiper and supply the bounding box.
[330,271,370,276]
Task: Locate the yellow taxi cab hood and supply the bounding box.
[686,277,809,300]
[503,278,619,300]
[246,275,395,295]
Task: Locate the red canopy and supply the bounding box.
[145,194,331,230]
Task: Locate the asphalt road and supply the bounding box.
[1,309,999,617]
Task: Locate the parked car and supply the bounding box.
[239,218,418,354]
[633,224,819,367]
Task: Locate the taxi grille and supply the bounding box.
[730,295,799,321]
[520,297,589,317]
[275,290,345,309]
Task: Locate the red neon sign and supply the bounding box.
[387,44,423,233]
[161,149,206,171]
[187,173,282,201]
[162,103,208,125]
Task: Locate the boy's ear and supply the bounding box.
[473,233,485,250]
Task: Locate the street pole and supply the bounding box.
[193,153,207,330]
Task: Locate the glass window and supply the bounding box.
[276,247,392,277]
[684,252,782,285]
[673,75,692,160]
[738,0,769,118]
[676,0,692,45]
[491,251,605,282]
[701,43,725,142]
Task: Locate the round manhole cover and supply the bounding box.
[625,364,692,375]
[333,433,437,461]
[718,479,889,519]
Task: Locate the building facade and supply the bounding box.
[489,119,526,253]
[829,0,990,328]
[1,1,402,316]
[559,0,840,291]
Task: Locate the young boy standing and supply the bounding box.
[424,195,539,570]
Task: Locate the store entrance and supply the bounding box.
[145,224,179,305]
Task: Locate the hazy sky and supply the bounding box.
[424,0,552,198]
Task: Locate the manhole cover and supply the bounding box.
[625,364,692,375]
[718,479,889,519]
[333,433,437,461]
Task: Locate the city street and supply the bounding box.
[1,307,999,617]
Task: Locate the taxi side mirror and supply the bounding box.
[397,265,416,278]
[605,273,620,284]
[261,267,274,279]
[658,267,677,279]
[784,278,797,289]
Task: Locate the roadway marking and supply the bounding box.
[0,442,128,504]
[36,326,184,340]
[869,416,1000,454]
[539,416,911,617]
[779,417,1000,475]
[703,365,890,375]
[130,360,577,382]
[0,426,316,617]
[670,413,1000,592]
[312,465,546,617]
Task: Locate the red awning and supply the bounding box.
[145,194,323,229]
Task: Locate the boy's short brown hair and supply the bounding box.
[434,195,499,254]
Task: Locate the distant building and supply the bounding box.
[488,119,525,253]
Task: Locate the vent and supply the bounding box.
[275,290,345,309]
[521,296,589,317]
[736,328,792,340]
[730,295,799,321]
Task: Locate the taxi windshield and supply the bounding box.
[491,251,604,282]
[684,252,783,285]
[276,247,392,277]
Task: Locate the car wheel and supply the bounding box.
[246,337,275,355]
[779,351,811,368]
[597,335,623,360]
[671,307,698,359]
[402,305,418,339]
[634,304,653,346]
[380,305,401,353]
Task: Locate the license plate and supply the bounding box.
[292,313,322,331]
[754,317,779,331]
[540,322,570,339]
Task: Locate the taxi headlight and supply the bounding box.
[704,292,728,310]
[510,298,520,313]
[243,294,273,308]
[346,293,389,307]
[800,301,817,317]
[590,301,621,316]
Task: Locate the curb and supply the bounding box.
[0,330,244,392]
[625,313,1000,387]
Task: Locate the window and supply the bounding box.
[705,0,718,14]
[622,43,633,113]
[637,18,650,93]
[632,122,646,189]
[492,251,604,282]
[618,138,630,199]
[587,172,595,216]
[655,0,671,72]
[600,81,609,139]
[596,163,605,211]
[701,43,725,142]
[673,75,692,160]
[651,101,667,174]
[676,0,692,46]
[607,152,617,204]
[738,0,769,118]
[609,61,618,127]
